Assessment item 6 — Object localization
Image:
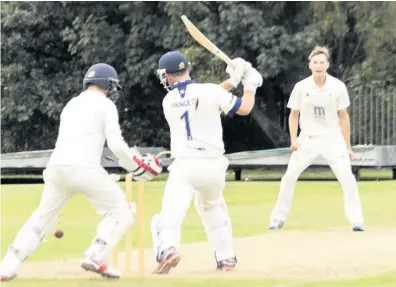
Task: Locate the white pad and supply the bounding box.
[194,194,235,261]
[5,202,61,262]
[84,202,136,262]
[151,214,164,261]
[150,212,183,262]
[7,223,44,262]
[150,171,195,262]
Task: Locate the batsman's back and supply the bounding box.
[163,83,240,159]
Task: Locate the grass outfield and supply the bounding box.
[4,271,396,287]
[1,178,396,286]
[1,167,394,182]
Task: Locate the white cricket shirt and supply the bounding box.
[162,81,241,159]
[287,73,350,137]
[47,90,133,169]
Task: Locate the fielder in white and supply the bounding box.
[268,46,364,231]
[0,63,162,281]
[151,51,262,274]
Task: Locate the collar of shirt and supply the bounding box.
[81,90,107,97]
[171,79,196,90]
[171,79,196,98]
[309,73,332,91]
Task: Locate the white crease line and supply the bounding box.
[274,282,303,287]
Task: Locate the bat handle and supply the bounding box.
[156,151,172,159]
[215,50,235,69]
[103,156,116,162]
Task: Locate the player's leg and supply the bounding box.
[323,139,364,231]
[68,167,135,278]
[269,137,320,229]
[194,192,237,271]
[151,165,195,274]
[192,156,236,270]
[0,167,72,281]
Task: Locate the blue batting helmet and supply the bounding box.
[158,51,190,73]
[83,63,122,102]
[157,51,190,91]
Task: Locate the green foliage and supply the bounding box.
[1,2,395,152]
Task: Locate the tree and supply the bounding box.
[1,2,395,153]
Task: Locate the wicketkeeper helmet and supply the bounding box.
[83,63,122,102]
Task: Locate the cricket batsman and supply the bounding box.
[0,63,162,281]
[150,51,263,274]
[268,46,365,231]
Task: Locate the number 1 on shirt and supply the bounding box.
[180,111,192,140]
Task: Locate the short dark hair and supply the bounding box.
[168,69,188,77]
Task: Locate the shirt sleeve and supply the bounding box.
[215,85,242,117]
[162,96,170,123]
[104,101,134,166]
[337,83,351,110]
[287,83,302,110]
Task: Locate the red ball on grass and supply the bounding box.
[54,230,64,239]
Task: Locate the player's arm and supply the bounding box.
[337,84,352,150]
[104,102,161,180]
[286,83,302,150]
[216,67,262,117]
[103,103,131,161]
[162,96,171,124]
[339,109,351,149]
[236,90,256,115]
[289,109,300,144]
[219,80,234,92]
[236,66,263,115]
[218,88,255,116]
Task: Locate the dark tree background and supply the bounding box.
[2,2,395,153]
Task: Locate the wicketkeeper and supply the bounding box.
[0,63,162,281]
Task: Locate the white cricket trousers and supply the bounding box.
[5,165,134,263]
[151,156,236,262]
[270,133,364,226]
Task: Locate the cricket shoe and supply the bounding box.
[217,256,237,271]
[0,250,22,281]
[268,219,284,230]
[81,257,121,279]
[0,268,17,282]
[0,274,17,282]
[352,225,364,232]
[153,247,181,275]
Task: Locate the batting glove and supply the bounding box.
[242,66,263,92]
[226,58,248,88]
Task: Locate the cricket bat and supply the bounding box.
[181,15,236,69]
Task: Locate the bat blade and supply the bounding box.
[181,15,235,68]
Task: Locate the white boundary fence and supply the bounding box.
[269,82,396,146]
[349,83,395,146]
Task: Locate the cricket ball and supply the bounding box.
[54,230,64,239]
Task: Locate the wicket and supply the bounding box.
[111,174,145,276]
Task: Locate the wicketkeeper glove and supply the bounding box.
[119,152,162,181]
